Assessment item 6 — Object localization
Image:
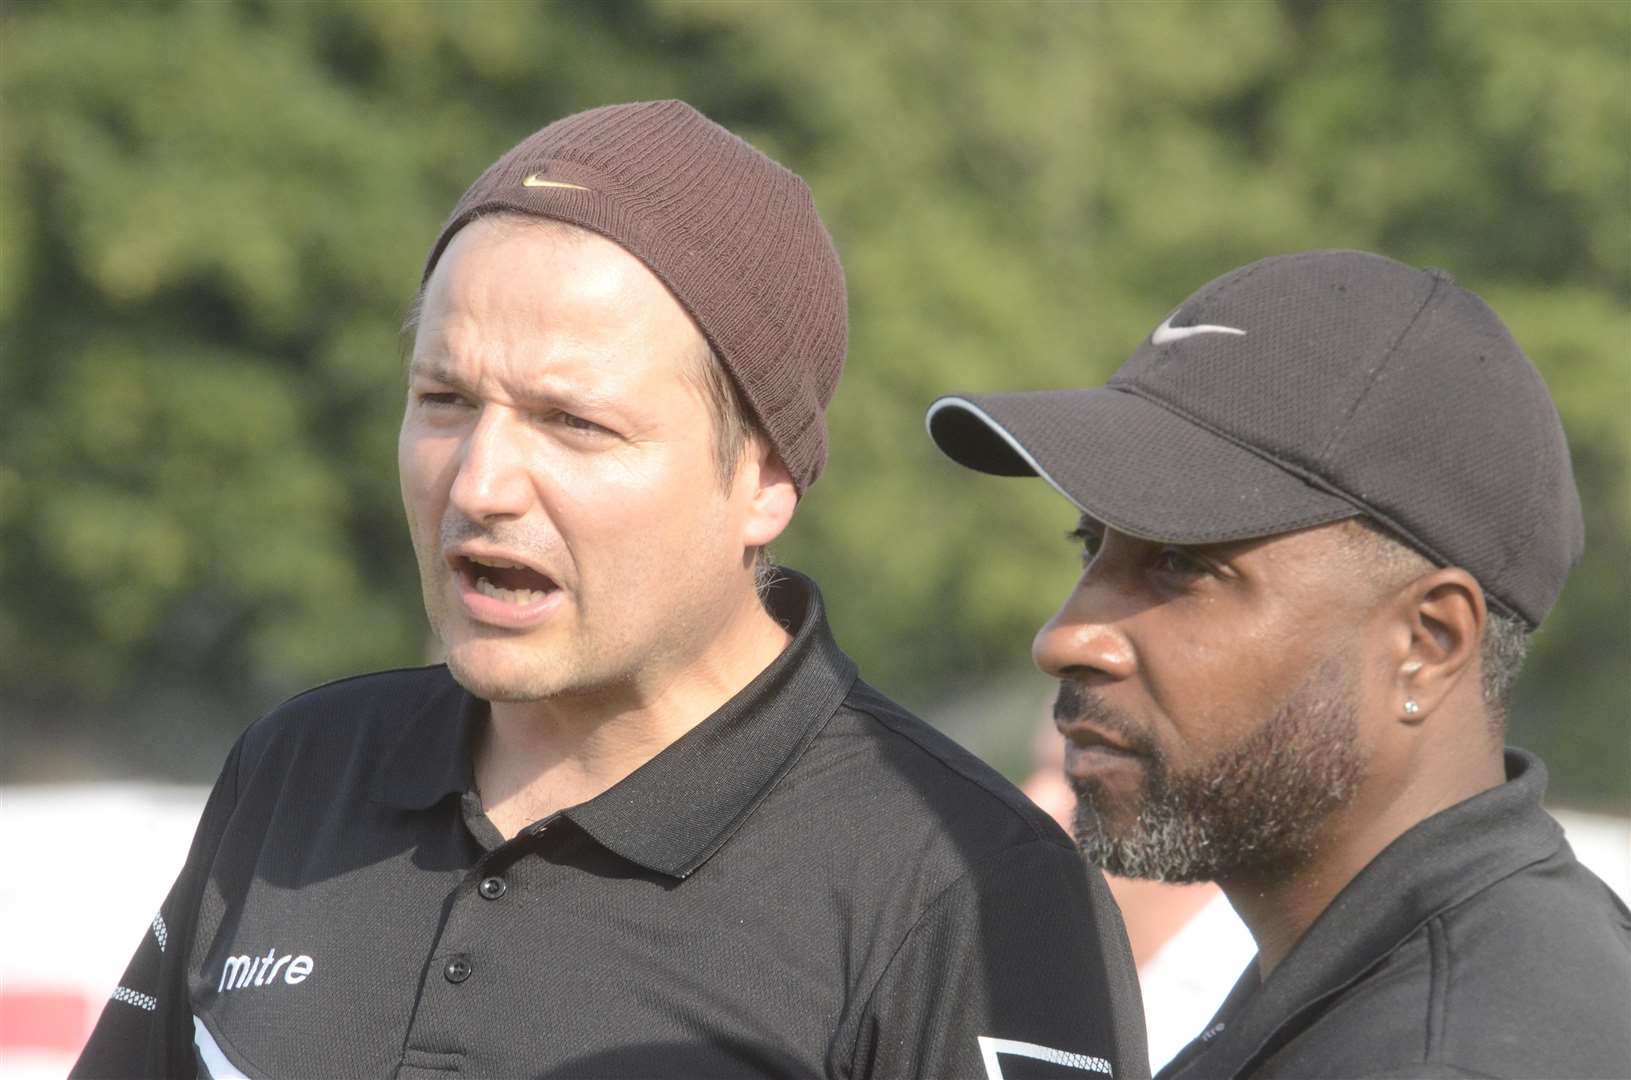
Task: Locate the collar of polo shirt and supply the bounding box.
[370,571,858,879]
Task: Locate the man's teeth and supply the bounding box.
[473,575,546,605]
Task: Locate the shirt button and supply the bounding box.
[444,955,473,984]
[478,876,508,900]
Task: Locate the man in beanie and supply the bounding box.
[75,101,1146,1079]
[927,249,1631,1079]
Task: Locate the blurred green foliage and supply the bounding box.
[2,0,1626,806]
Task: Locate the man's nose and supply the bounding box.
[1032,583,1137,685]
[448,408,533,522]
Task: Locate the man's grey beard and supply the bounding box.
[1064,654,1367,883]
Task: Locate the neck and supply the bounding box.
[1224,723,1506,978]
[474,592,791,839]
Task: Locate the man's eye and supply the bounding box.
[1151,546,1206,576]
[555,412,610,435]
[419,391,468,408]
[1066,526,1102,563]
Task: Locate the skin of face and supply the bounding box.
[399,218,788,710]
[1034,521,1394,878]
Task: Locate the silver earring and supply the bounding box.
[1403,698,1421,717]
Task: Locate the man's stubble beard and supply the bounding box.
[425,511,738,706]
[419,512,590,704]
[1064,651,1368,884]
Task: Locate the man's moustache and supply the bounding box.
[1052,681,1156,757]
[439,513,555,562]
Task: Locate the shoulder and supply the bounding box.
[779,678,1091,919]
[1427,845,1630,1072]
[194,664,466,854]
[1440,836,1629,979]
[817,688,1145,1077]
[238,664,459,768]
[1437,832,1631,959]
[823,678,1075,853]
[1278,850,1630,1078]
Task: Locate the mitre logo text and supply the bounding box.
[217,947,315,992]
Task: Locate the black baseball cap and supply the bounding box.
[926,250,1584,628]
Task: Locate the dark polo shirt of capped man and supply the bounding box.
[73,100,1148,1080]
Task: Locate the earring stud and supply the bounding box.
[1403,698,1421,717]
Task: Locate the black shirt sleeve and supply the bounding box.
[72,738,244,1080]
[848,838,1149,1080]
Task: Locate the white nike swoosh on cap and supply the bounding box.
[522,175,590,191]
[1150,314,1246,346]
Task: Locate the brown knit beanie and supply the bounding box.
[421,100,848,494]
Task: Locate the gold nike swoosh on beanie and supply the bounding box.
[522,175,590,191]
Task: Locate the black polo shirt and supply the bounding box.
[1158,749,1631,1080]
[74,572,1147,1079]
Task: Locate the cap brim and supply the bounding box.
[926,388,1359,544]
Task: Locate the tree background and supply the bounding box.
[3,0,1627,808]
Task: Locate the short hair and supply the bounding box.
[687,343,777,596]
[682,339,763,490]
[1336,518,1530,732]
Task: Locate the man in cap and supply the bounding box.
[927,250,1630,1079]
[74,101,1146,1080]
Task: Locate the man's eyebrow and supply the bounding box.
[403,358,622,417]
[406,357,461,384]
[1074,516,1247,559]
[1177,534,1260,562]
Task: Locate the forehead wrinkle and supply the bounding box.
[411,331,640,423]
[413,218,704,421]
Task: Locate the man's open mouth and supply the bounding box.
[457,556,559,606]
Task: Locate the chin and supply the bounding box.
[1070,764,1143,812]
[1074,796,1140,842]
[443,639,566,703]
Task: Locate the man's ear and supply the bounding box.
[739,437,797,550]
[1393,567,1485,723]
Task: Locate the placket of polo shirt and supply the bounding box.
[396,808,560,1077]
